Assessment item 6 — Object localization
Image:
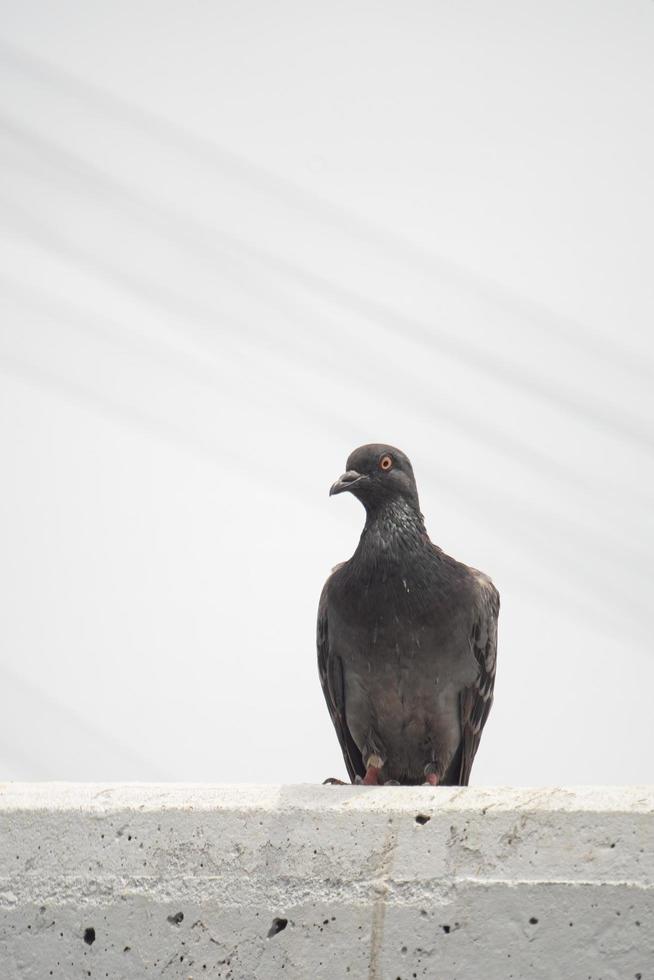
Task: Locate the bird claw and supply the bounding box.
[423,766,440,786]
[322,777,347,785]
[384,779,401,786]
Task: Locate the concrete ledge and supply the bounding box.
[1,784,652,979]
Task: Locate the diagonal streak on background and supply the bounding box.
[1,274,651,631]
[0,35,651,385]
[2,121,652,554]
[0,111,651,460]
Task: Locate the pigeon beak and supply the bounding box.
[329,470,364,496]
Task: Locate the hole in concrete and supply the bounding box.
[267,917,288,938]
[441,925,451,934]
[83,928,96,945]
[529,917,538,925]
[167,912,184,925]
[415,814,431,826]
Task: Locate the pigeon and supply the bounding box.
[318,444,499,786]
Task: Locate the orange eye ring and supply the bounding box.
[379,454,393,471]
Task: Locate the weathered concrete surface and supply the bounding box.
[0,784,652,979]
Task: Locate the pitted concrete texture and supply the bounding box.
[0,785,652,979]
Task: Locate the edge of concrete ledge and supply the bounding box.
[1,782,653,813]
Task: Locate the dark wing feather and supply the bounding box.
[317,575,365,783]
[458,577,499,786]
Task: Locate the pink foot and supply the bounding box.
[423,765,440,786]
[362,764,381,786]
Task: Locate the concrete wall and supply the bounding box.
[0,784,652,979]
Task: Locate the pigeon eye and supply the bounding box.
[379,454,393,471]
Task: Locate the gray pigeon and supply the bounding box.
[318,444,499,786]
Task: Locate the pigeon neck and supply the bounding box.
[356,498,428,562]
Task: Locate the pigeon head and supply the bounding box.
[330,444,420,513]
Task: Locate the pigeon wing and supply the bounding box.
[458,578,499,786]
[317,575,365,783]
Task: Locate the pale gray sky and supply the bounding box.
[1,0,653,784]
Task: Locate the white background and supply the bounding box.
[1,0,653,784]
